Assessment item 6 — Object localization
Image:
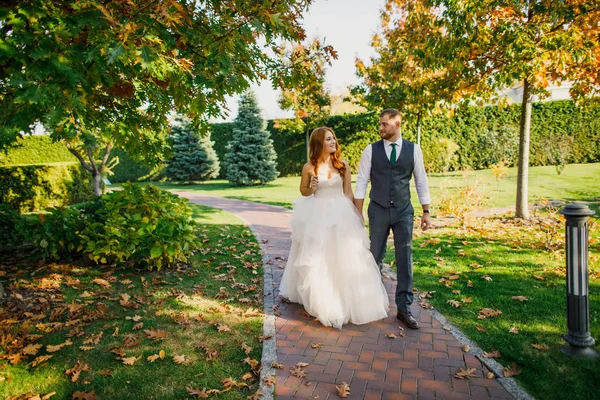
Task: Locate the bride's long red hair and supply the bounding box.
[309,127,346,176]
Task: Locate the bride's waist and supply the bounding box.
[314,191,344,199]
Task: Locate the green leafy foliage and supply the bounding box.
[0,135,76,166]
[353,0,452,145]
[164,116,220,182]
[0,163,96,212]
[20,207,87,261]
[79,184,201,270]
[107,148,163,183]
[0,204,23,252]
[1,0,318,194]
[20,185,201,270]
[225,92,279,185]
[423,137,459,173]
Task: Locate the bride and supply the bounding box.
[279,127,389,329]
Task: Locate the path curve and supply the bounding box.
[177,192,531,400]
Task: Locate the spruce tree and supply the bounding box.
[164,116,220,182]
[225,91,279,185]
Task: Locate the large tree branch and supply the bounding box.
[64,142,93,172]
[87,146,99,174]
[99,142,113,171]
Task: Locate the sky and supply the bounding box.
[215,0,385,122]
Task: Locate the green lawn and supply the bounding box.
[0,205,264,400]
[384,210,600,400]
[133,162,600,212]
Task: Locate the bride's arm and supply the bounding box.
[300,163,317,196]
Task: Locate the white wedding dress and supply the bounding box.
[279,173,389,329]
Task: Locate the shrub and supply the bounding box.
[0,163,96,212]
[79,184,201,270]
[423,138,460,173]
[0,204,23,252]
[20,207,85,260]
[108,148,163,183]
[0,135,75,166]
[540,133,574,175]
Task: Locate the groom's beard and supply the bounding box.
[380,130,398,141]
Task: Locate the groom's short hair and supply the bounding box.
[380,108,401,120]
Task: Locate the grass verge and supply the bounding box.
[0,204,265,399]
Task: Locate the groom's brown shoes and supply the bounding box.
[396,311,420,329]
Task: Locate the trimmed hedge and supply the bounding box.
[0,135,76,166]
[2,100,599,178]
[108,148,163,183]
[0,163,96,212]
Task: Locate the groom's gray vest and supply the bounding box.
[369,139,414,208]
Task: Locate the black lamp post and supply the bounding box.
[560,203,598,360]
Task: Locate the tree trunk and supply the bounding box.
[92,170,103,196]
[0,281,5,305]
[64,142,112,197]
[416,112,422,146]
[516,79,532,219]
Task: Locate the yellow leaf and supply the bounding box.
[502,363,522,377]
[241,372,254,381]
[263,376,276,387]
[386,333,397,339]
[121,356,137,366]
[447,300,461,308]
[531,343,549,351]
[462,345,470,352]
[512,296,528,302]
[159,350,165,359]
[173,354,190,365]
[454,367,477,379]
[147,354,160,362]
[481,350,501,358]
[144,329,168,341]
[186,386,209,398]
[336,381,351,398]
[22,344,42,356]
[509,327,519,334]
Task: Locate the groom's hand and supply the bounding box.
[421,213,432,231]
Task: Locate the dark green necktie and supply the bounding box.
[390,143,397,164]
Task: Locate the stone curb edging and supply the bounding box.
[243,222,277,400]
[381,264,534,400]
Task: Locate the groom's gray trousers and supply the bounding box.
[368,200,414,313]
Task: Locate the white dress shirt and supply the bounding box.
[355,138,431,205]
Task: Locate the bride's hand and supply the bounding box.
[310,175,319,189]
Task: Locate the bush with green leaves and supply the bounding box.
[0,163,96,212]
[20,207,85,260]
[0,204,23,252]
[108,148,164,183]
[79,184,201,270]
[164,116,220,182]
[423,137,460,173]
[225,91,279,185]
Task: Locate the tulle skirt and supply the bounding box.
[279,194,389,329]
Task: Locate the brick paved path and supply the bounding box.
[178,193,515,400]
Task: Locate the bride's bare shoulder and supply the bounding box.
[302,163,315,174]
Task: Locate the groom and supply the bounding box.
[354,108,431,329]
